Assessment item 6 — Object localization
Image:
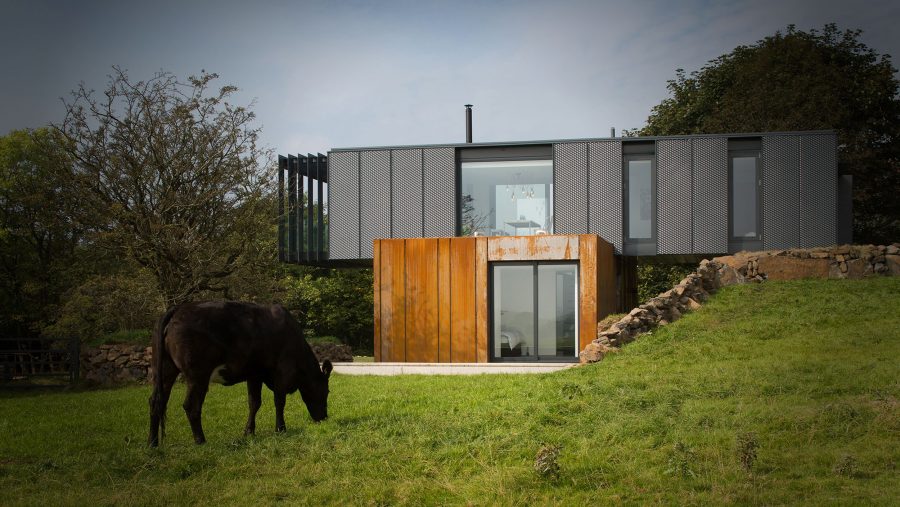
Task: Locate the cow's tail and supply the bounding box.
[149,306,177,446]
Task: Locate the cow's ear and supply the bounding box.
[322,360,333,378]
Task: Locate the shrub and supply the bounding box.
[534,443,562,479]
[637,262,694,303]
[736,432,759,473]
[42,269,163,344]
[666,441,698,478]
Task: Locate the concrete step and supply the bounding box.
[331,362,576,376]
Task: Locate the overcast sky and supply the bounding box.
[1,0,898,156]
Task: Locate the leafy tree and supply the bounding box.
[0,129,82,336]
[642,24,900,244]
[56,67,273,306]
[637,263,694,304]
[281,267,374,352]
[42,266,163,343]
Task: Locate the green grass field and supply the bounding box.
[1,278,898,505]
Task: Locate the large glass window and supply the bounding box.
[460,160,553,236]
[624,156,655,240]
[492,262,577,361]
[730,152,760,239]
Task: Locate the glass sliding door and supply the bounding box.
[491,262,578,362]
[493,264,535,358]
[537,264,577,358]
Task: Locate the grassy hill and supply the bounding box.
[1,277,898,505]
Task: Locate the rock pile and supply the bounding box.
[579,243,900,364]
[714,244,900,282]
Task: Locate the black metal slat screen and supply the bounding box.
[277,153,328,263]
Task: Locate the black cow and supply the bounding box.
[148,302,333,446]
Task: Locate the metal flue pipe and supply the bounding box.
[465,104,473,143]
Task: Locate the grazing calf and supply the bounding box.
[148,302,333,446]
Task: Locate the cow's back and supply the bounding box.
[164,302,298,384]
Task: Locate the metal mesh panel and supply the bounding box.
[657,139,693,254]
[553,143,588,234]
[422,147,456,237]
[692,137,728,254]
[588,140,622,253]
[391,149,423,238]
[762,135,800,250]
[800,134,837,247]
[359,150,391,258]
[327,151,359,259]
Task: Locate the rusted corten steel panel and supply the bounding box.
[475,237,489,363]
[449,238,477,362]
[373,234,616,363]
[437,238,452,362]
[377,239,405,361]
[578,235,598,353]
[597,240,617,319]
[487,235,579,261]
[404,239,439,362]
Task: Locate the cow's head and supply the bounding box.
[300,360,333,422]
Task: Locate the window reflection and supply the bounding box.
[460,160,553,236]
[627,159,653,239]
[731,156,758,238]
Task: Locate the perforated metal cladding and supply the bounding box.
[391,149,423,238]
[657,139,693,254]
[554,143,588,234]
[422,148,456,237]
[327,151,359,259]
[359,151,391,258]
[692,137,728,254]
[800,134,837,247]
[762,136,800,250]
[588,140,622,253]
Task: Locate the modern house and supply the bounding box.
[279,125,850,364]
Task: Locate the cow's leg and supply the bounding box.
[182,380,209,444]
[244,379,262,436]
[274,390,287,432]
[148,355,179,447]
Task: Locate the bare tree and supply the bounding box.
[56,67,273,306]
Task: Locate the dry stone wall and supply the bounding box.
[81,344,151,385]
[580,243,900,364]
[80,342,354,386]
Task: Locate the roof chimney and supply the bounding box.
[610,127,616,138]
[465,104,473,143]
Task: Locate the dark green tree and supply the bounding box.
[642,24,900,244]
[0,129,82,336]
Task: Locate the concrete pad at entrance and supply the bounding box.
[332,362,576,376]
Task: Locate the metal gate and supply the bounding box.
[0,337,80,387]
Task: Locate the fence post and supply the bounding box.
[70,337,80,384]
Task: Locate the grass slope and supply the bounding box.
[1,278,898,505]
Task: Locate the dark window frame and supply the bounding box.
[488,260,580,363]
